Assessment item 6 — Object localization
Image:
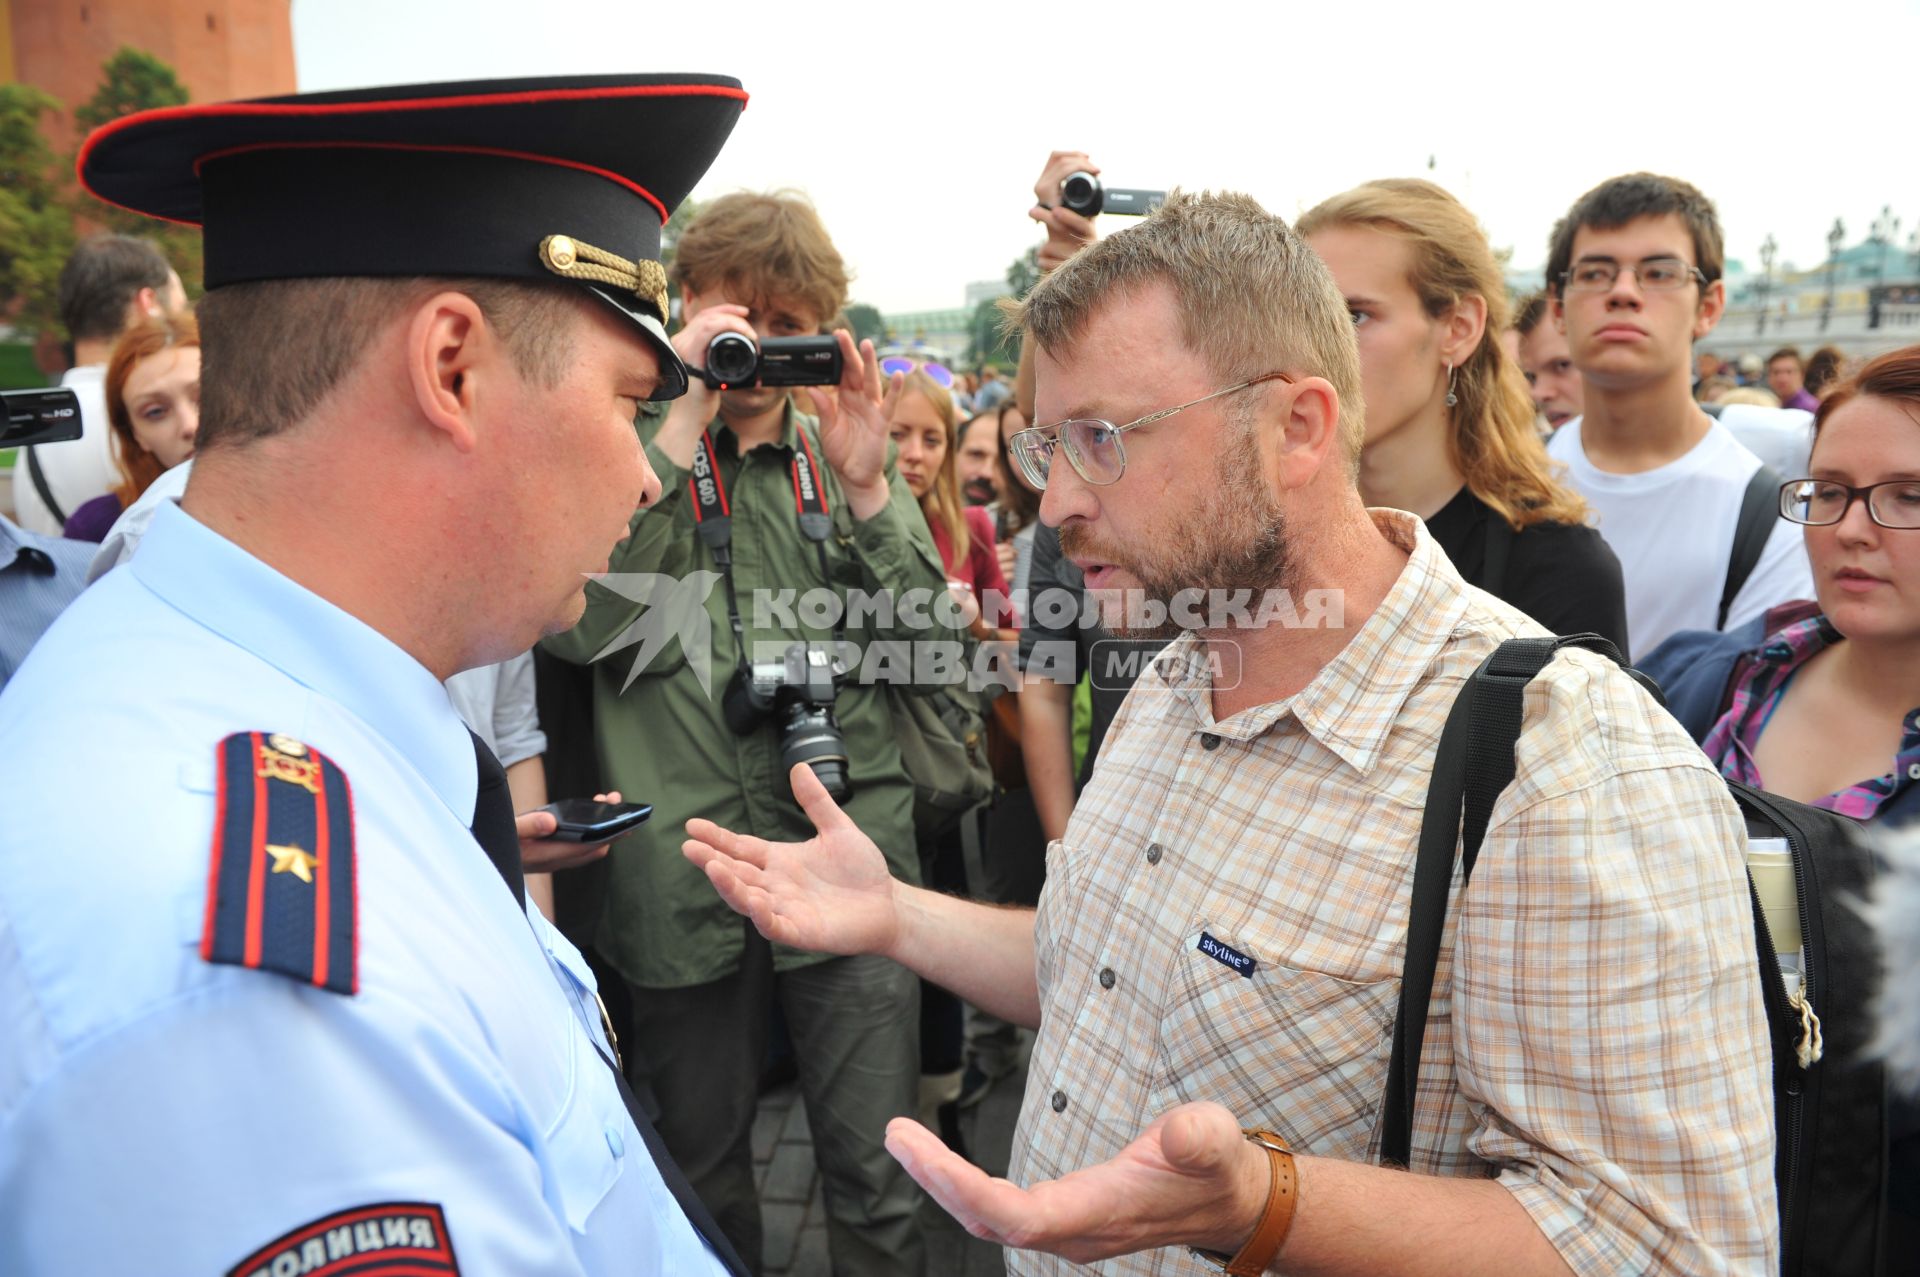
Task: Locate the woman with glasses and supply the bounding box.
[1295,180,1631,654]
[1643,345,1920,825]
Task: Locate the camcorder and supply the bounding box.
[702,333,843,391]
[2,387,83,450]
[1059,172,1166,218]
[722,640,852,802]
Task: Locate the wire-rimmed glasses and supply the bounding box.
[1559,257,1706,293]
[1006,371,1294,490]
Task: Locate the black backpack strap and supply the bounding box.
[1719,465,1784,631]
[24,447,67,528]
[1381,633,1651,1167]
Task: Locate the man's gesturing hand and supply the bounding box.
[683,762,903,958]
[809,331,899,522]
[885,1100,1273,1264]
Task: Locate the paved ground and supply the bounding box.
[752,1037,1031,1277]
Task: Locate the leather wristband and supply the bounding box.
[1189,1128,1297,1276]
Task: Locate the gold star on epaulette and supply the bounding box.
[266,843,317,884]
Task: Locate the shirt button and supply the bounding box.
[1051,1089,1068,1113]
[1145,843,1163,865]
[605,1127,625,1159]
[1200,732,1221,751]
[1098,967,1116,990]
[1907,763,1920,781]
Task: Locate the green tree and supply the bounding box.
[70,48,202,298]
[0,84,77,340]
[965,296,1019,368]
[843,303,885,346]
[1005,245,1042,300]
[72,47,188,134]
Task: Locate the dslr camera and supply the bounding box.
[722,640,853,802]
[1059,172,1166,218]
[703,333,844,391]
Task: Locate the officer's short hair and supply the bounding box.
[57,234,173,344]
[194,276,583,452]
[669,190,849,327]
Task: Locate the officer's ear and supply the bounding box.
[404,291,493,454]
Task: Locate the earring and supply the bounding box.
[1444,363,1459,408]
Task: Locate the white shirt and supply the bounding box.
[1716,403,1815,483]
[446,651,548,768]
[87,452,192,582]
[0,502,729,1276]
[1548,417,1814,657]
[12,365,114,535]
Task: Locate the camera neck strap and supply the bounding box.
[688,427,842,665]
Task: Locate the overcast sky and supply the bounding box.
[292,0,1920,314]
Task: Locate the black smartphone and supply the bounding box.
[539,799,653,844]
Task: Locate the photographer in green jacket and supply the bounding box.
[543,190,957,1277]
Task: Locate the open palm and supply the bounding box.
[810,331,898,496]
[884,1100,1266,1263]
[683,762,902,958]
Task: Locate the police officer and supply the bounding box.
[0,74,760,1275]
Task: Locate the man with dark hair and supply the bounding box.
[1512,289,1583,432]
[13,234,184,535]
[686,189,1775,1276]
[544,189,952,1277]
[1767,346,1820,412]
[1544,173,1811,656]
[956,411,1002,505]
[0,75,758,1276]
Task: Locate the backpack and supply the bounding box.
[1382,634,1890,1276]
[888,679,994,839]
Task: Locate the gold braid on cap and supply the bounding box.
[538,235,669,326]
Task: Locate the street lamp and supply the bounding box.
[1822,217,1845,333]
[1757,233,1777,336]
[1871,205,1901,288]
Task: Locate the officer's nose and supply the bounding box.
[634,446,662,510]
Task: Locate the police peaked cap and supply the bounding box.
[78,74,749,400]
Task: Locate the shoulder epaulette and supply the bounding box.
[201,732,358,994]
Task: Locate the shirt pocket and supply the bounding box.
[539,926,629,1232]
[1154,926,1398,1158]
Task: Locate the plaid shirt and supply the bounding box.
[1010,512,1776,1276]
[1701,613,1920,821]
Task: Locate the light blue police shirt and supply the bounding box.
[0,501,729,1277]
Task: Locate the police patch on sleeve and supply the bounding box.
[201,732,358,994]
[225,1202,460,1276]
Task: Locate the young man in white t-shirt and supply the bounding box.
[1544,174,1812,657]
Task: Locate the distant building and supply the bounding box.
[964,279,1010,309]
[2,0,297,155]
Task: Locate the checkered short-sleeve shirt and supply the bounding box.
[1009,511,1776,1276]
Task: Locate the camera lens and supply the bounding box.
[777,702,852,803]
[707,332,759,386]
[1060,172,1100,217]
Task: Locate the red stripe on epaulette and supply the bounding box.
[203,733,358,996]
[224,1202,459,1277]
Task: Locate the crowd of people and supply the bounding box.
[2,70,1919,1277]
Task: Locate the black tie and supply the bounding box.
[464,730,748,1277]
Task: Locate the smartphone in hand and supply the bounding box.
[538,799,653,844]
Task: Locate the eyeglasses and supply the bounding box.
[1779,478,1920,529]
[879,357,954,389]
[1560,257,1706,293]
[1006,372,1293,490]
